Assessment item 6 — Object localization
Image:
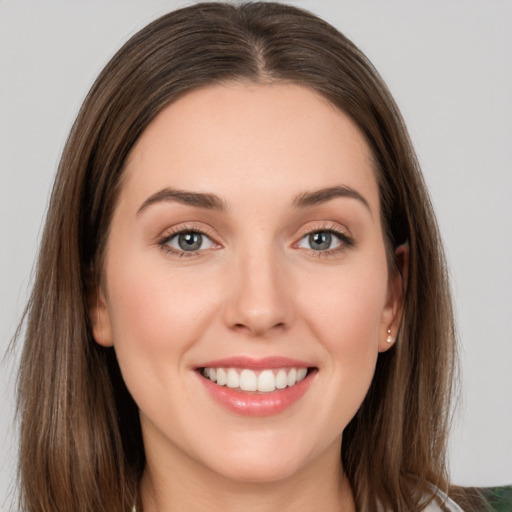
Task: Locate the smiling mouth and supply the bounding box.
[199,367,313,393]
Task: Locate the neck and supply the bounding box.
[139,439,356,512]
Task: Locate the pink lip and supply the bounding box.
[194,357,317,417]
[195,356,313,370]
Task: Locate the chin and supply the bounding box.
[196,433,322,486]
[210,454,306,485]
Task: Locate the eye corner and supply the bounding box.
[157,224,222,258]
[293,224,355,256]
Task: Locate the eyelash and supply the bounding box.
[157,225,218,258]
[295,225,354,257]
[157,224,354,258]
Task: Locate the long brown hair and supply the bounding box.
[16,3,457,511]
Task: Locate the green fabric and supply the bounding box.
[482,486,512,512]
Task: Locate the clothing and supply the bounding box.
[421,486,464,512]
[376,484,464,512]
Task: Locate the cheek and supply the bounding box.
[103,257,220,384]
[300,260,388,349]
[296,256,388,416]
[102,257,227,436]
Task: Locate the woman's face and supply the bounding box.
[92,83,403,484]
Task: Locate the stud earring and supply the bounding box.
[386,328,393,344]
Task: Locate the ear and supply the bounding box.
[88,285,114,347]
[378,243,409,353]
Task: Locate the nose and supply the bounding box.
[223,246,292,337]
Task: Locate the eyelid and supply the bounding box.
[157,223,223,256]
[292,222,355,254]
[155,221,353,257]
[294,221,352,241]
[158,222,222,242]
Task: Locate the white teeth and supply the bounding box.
[216,368,227,386]
[239,369,258,391]
[226,368,239,388]
[257,370,276,392]
[201,366,310,392]
[275,369,288,389]
[287,368,297,386]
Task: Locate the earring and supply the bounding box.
[386,328,393,344]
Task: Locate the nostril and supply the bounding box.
[232,323,251,333]
[231,321,286,335]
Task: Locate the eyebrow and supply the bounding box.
[293,185,371,213]
[137,187,226,215]
[137,184,370,216]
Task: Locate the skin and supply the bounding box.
[91,82,405,512]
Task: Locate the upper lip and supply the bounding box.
[195,356,314,370]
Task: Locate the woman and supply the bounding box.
[16,2,465,511]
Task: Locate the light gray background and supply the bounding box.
[1,0,511,507]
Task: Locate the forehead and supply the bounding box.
[121,82,379,213]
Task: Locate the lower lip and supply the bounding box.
[197,370,316,417]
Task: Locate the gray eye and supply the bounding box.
[177,232,203,251]
[165,231,215,253]
[308,231,332,251]
[297,230,343,252]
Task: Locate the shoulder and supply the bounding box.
[422,486,465,512]
[377,485,465,512]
